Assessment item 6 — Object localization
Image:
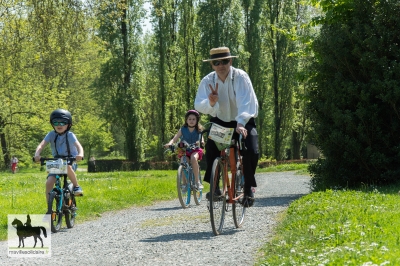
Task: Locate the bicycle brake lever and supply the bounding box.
[239,135,247,151]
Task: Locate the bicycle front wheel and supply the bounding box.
[177,165,190,208]
[209,158,226,236]
[233,162,246,228]
[48,191,63,233]
[65,195,76,228]
[193,176,203,205]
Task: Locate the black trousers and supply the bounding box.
[204,117,259,188]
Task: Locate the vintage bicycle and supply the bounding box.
[166,141,203,208]
[206,123,249,236]
[38,157,79,233]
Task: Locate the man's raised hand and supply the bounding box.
[208,83,219,107]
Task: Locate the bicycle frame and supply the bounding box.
[208,126,247,235]
[167,143,203,208]
[38,157,77,233]
[220,138,244,204]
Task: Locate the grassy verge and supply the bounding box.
[0,169,209,241]
[257,187,400,265]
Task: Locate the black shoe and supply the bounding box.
[206,188,222,201]
[243,187,254,207]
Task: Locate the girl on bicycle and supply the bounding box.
[164,110,204,190]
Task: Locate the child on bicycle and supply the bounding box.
[164,110,204,190]
[34,109,84,203]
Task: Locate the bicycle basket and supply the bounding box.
[208,123,234,151]
[46,159,68,174]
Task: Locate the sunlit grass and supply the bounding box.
[257,188,400,265]
[257,163,309,174]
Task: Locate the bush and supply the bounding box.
[308,0,400,190]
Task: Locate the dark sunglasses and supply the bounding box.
[52,121,68,126]
[212,59,230,66]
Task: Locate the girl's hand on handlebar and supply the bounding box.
[76,155,83,162]
[163,143,172,148]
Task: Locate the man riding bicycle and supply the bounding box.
[195,47,259,207]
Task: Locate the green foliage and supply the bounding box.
[308,0,400,189]
[73,114,114,158]
[94,0,145,161]
[258,188,400,265]
[0,170,181,240]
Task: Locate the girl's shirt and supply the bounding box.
[180,126,200,146]
[44,131,79,157]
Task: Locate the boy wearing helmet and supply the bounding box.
[34,109,84,203]
[164,110,205,190]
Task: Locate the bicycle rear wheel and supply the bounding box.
[48,191,63,233]
[233,162,246,228]
[65,195,76,228]
[177,165,190,208]
[209,158,226,236]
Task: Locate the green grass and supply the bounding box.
[256,187,400,265]
[0,169,209,241]
[257,163,309,174]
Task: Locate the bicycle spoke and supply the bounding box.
[209,158,225,236]
[48,191,63,233]
[177,165,190,208]
[233,162,246,228]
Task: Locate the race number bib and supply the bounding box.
[46,159,68,174]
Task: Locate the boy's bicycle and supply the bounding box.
[206,123,249,236]
[38,157,79,233]
[166,142,203,209]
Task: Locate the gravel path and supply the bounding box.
[0,171,310,266]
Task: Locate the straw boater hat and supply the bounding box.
[203,47,238,62]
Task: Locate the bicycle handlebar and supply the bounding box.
[201,125,247,151]
[33,156,78,166]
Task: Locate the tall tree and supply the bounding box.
[262,0,299,160]
[94,0,145,161]
[197,0,243,77]
[241,0,270,156]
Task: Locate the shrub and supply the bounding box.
[308,0,400,190]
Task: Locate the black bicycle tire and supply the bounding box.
[209,158,226,236]
[177,165,190,208]
[48,191,63,233]
[232,161,246,228]
[64,194,76,228]
[193,172,203,205]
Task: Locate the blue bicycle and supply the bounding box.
[39,157,78,233]
[166,143,203,208]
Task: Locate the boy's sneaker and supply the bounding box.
[73,186,83,196]
[181,184,187,193]
[197,182,204,190]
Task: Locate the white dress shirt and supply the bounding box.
[195,66,258,126]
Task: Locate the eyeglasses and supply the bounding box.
[52,121,68,126]
[212,59,230,66]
